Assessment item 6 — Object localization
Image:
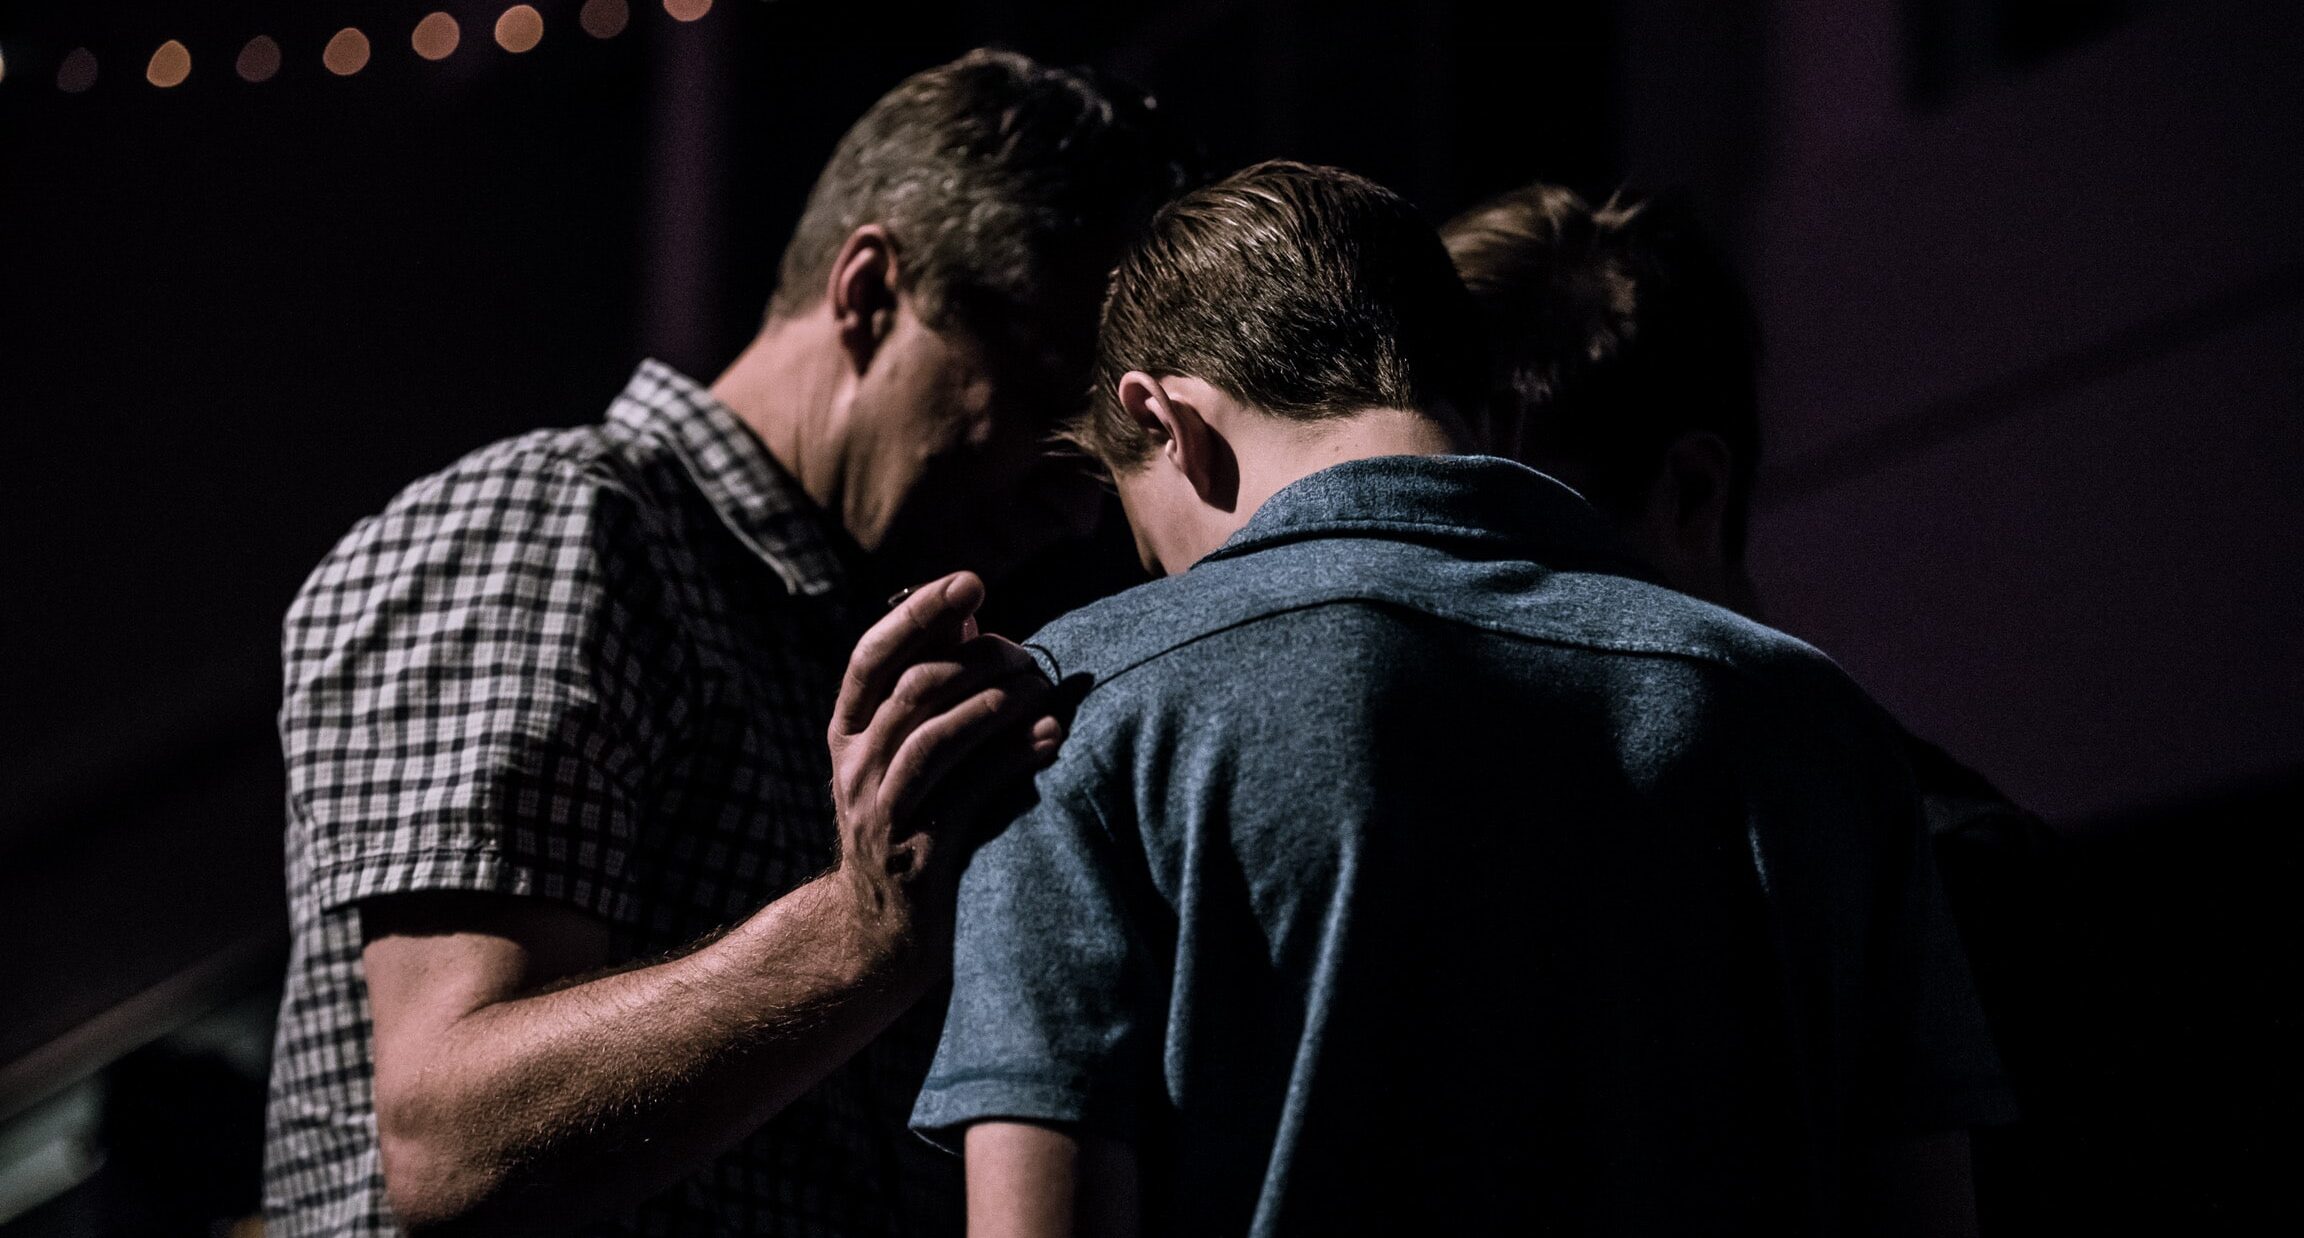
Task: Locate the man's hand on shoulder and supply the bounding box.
[353,570,1064,1231]
[829,570,1065,946]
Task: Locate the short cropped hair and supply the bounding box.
[771,49,1196,379]
[1441,185,1762,558]
[1069,160,1486,470]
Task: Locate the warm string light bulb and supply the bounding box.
[323,28,371,77]
[146,40,192,88]
[413,13,463,62]
[236,36,282,84]
[496,6,546,54]
[57,47,99,93]
[581,0,633,40]
[43,1,686,96]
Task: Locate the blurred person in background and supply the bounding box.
[1442,181,2063,1225]
[262,49,1194,1236]
[911,161,2010,1238]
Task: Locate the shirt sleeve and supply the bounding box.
[1852,727,2022,1137]
[909,752,1166,1152]
[280,444,687,928]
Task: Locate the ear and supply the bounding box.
[1656,431,1734,549]
[1630,430,1747,607]
[826,225,901,374]
[1117,372,1239,511]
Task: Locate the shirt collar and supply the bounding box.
[1200,453,1659,581]
[607,359,864,606]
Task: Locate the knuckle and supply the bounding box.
[890,664,941,708]
[851,627,899,672]
[897,592,946,636]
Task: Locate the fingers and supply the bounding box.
[832,571,986,738]
[826,574,1065,902]
[882,681,1062,824]
[923,716,1065,849]
[884,718,1063,890]
[867,640,1045,754]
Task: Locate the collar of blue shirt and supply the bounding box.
[1202,453,1657,583]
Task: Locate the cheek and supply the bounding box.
[873,326,997,454]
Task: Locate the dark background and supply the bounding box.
[0,1,2295,1233]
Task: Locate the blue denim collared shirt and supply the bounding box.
[913,454,2010,1236]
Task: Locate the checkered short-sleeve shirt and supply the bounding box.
[261,361,961,1237]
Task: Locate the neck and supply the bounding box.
[709,315,855,537]
[1231,405,1467,523]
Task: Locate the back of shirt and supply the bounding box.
[911,456,2009,1237]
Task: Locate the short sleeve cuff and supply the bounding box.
[308,839,644,928]
[908,1071,1137,1155]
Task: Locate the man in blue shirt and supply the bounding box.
[911,161,2011,1236]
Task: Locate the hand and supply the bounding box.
[828,572,1063,932]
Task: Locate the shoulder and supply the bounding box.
[1032,542,1889,748]
[302,426,664,588]
[1375,554,1886,717]
[1544,569,1904,752]
[1032,539,1839,676]
[371,425,649,530]
[1019,552,1348,694]
[284,425,691,665]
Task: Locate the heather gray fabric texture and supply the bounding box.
[911,453,2013,1237]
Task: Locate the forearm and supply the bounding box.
[964,1122,1140,1238]
[377,873,936,1232]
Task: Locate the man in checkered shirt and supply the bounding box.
[262,50,1194,1235]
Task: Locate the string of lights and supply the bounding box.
[0,1,730,94]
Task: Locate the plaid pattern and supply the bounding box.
[262,361,961,1236]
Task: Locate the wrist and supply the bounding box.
[807,867,944,990]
